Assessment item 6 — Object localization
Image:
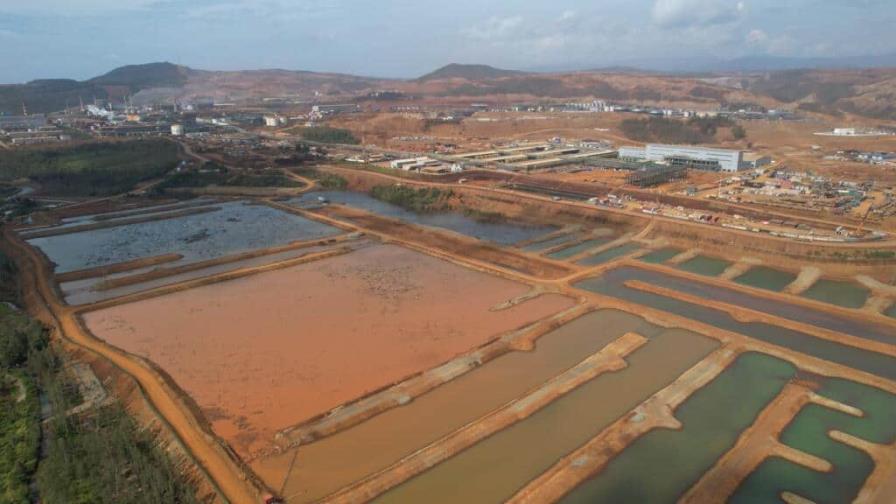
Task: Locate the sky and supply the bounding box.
[1,0,894,83]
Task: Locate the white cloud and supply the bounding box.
[0,0,157,15]
[462,16,524,42]
[651,0,746,28]
[745,27,792,55]
[183,0,340,21]
[745,28,767,44]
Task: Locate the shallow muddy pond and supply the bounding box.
[563,352,796,503]
[374,327,718,504]
[677,255,731,277]
[275,309,674,502]
[800,278,869,309]
[28,201,340,273]
[576,243,641,266]
[547,237,614,260]
[289,191,555,245]
[85,244,574,461]
[574,268,896,380]
[638,247,682,264]
[734,266,796,292]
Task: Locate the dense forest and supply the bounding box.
[0,252,198,503]
[0,140,180,197]
[619,116,743,144]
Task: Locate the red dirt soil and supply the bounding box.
[82,244,574,459]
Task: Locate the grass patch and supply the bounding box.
[369,185,452,213]
[292,168,348,190]
[299,127,359,145]
[0,140,180,197]
[463,208,506,224]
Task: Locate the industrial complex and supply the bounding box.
[3,59,896,504]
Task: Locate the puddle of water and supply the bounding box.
[28,201,340,273]
[277,310,668,502]
[638,248,683,264]
[576,243,641,266]
[289,191,555,246]
[375,328,719,504]
[677,255,732,277]
[734,266,797,292]
[886,303,896,319]
[562,353,796,503]
[800,279,869,309]
[574,269,896,380]
[547,237,615,260]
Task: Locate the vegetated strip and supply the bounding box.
[23,206,221,239]
[89,199,218,221]
[94,234,357,291]
[278,303,590,447]
[75,246,355,314]
[318,332,647,504]
[55,253,184,282]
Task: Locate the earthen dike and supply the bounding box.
[3,170,895,503]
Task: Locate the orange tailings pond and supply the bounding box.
[82,244,574,457]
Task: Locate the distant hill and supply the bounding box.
[88,62,190,90]
[4,59,896,120]
[0,62,190,115]
[0,79,107,115]
[417,63,524,82]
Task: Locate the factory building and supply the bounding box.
[619,144,753,172]
[0,114,47,132]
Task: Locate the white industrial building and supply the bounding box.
[619,144,755,172]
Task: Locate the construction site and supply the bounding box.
[2,158,894,504]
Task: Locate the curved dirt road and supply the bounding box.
[2,226,262,504]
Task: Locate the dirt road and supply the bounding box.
[2,226,264,504]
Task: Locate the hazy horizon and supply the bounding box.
[2,0,896,83]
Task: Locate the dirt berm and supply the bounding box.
[313,204,575,280]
